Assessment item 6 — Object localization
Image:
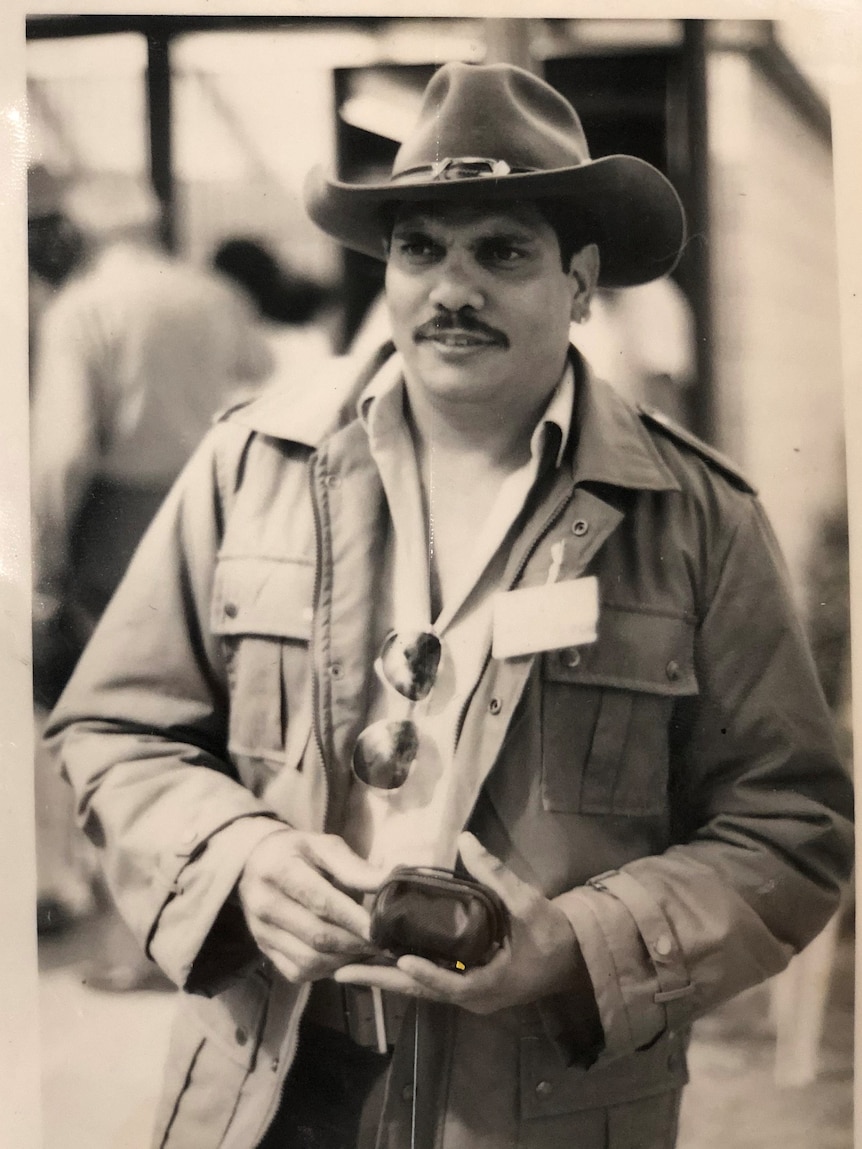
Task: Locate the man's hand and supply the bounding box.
[238,829,385,984]
[333,832,584,1014]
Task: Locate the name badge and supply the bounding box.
[491,576,599,660]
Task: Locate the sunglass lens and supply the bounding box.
[381,630,442,701]
[352,720,419,789]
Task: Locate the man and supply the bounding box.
[47,63,852,1149]
[27,163,86,388]
[32,175,273,706]
[32,174,273,983]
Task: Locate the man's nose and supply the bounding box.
[428,256,485,313]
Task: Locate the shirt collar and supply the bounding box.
[228,340,681,495]
[358,352,574,473]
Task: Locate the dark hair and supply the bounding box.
[532,198,600,269]
[378,197,598,269]
[212,237,329,325]
[28,213,86,286]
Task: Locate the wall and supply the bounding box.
[708,51,844,604]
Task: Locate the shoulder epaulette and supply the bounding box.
[214,394,256,425]
[638,405,757,495]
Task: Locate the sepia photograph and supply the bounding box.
[1,7,859,1149]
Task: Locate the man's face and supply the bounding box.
[384,202,593,419]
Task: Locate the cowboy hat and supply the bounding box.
[304,62,687,288]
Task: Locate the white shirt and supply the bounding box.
[342,352,573,871]
[31,241,273,594]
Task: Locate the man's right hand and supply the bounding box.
[238,829,384,984]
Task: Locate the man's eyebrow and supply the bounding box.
[391,214,435,231]
[391,218,539,242]
[477,224,539,242]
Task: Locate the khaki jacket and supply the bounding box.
[49,347,853,1149]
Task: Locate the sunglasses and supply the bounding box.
[352,629,442,791]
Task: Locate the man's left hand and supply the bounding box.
[333,832,583,1015]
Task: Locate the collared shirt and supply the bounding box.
[342,352,574,870]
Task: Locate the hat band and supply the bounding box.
[391,157,529,185]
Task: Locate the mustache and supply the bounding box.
[414,311,508,346]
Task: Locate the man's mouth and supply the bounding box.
[420,331,499,347]
[414,317,507,349]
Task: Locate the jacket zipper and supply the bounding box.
[307,449,331,826]
[246,450,330,1149]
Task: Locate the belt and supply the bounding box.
[306,978,409,1051]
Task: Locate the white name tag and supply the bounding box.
[491,576,599,660]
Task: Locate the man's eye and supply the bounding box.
[481,243,527,265]
[394,237,440,261]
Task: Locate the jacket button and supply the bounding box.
[535,1080,554,1097]
[235,1027,248,1046]
[665,660,681,682]
[489,697,503,715]
[654,934,674,958]
[561,646,581,669]
[329,663,344,679]
[326,474,340,489]
[571,519,589,537]
[224,602,238,619]
[401,1083,414,1103]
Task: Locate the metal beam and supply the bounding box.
[682,20,714,442]
[145,31,174,251]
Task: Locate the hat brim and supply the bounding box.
[304,154,686,288]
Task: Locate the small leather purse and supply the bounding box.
[369,865,509,971]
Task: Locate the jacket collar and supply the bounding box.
[232,341,680,494]
[569,350,681,492]
[229,343,395,446]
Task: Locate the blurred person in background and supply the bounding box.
[212,235,337,385]
[28,162,90,935]
[31,174,273,979]
[572,277,696,424]
[27,163,86,389]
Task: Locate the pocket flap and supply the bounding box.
[543,605,697,696]
[191,970,272,1067]
[212,557,314,640]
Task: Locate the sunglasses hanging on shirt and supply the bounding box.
[351,629,442,790]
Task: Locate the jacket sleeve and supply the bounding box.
[553,494,854,1060]
[45,421,288,992]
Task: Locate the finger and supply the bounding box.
[395,955,472,994]
[256,898,377,958]
[272,860,374,941]
[256,930,360,984]
[304,835,387,894]
[457,832,535,915]
[398,945,508,986]
[333,963,421,996]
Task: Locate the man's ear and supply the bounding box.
[568,243,600,324]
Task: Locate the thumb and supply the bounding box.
[457,832,533,913]
[306,834,387,893]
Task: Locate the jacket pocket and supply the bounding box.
[519,1027,687,1121]
[211,557,314,790]
[155,976,270,1149]
[540,605,697,816]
